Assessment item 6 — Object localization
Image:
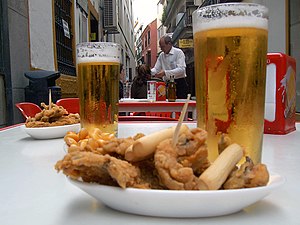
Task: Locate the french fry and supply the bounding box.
[125,125,189,162]
[199,143,243,190]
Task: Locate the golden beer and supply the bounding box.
[76,42,120,135]
[193,4,268,164]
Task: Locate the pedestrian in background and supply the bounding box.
[151,35,189,99]
[131,64,151,99]
[119,63,125,99]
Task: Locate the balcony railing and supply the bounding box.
[172,13,186,42]
[165,0,174,17]
[136,52,142,61]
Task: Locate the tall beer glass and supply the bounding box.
[76,42,120,135]
[192,3,268,164]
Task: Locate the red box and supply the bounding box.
[156,82,166,101]
[264,53,296,134]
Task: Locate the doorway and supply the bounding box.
[90,13,99,42]
[0,0,13,127]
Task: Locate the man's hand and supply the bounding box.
[155,70,165,79]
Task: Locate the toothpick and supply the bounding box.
[49,89,52,110]
[172,94,191,148]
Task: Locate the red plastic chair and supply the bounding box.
[56,98,80,114]
[15,102,42,120]
[145,112,181,119]
[145,112,172,117]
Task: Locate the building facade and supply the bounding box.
[135,24,143,66]
[156,0,167,54]
[161,0,300,110]
[139,19,158,68]
[0,0,135,127]
[105,0,135,81]
[161,0,200,96]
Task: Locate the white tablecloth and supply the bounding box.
[0,122,299,225]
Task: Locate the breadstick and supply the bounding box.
[125,125,189,162]
[199,143,243,190]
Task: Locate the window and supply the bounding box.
[77,6,88,43]
[54,0,76,76]
[147,51,151,66]
[90,13,98,42]
[148,30,150,45]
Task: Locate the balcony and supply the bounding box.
[171,12,194,44]
[163,0,196,25]
[165,0,174,18]
[136,52,142,61]
[162,0,176,26]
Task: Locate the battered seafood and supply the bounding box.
[25,102,80,127]
[55,126,270,190]
[55,151,142,188]
[154,128,210,190]
[223,156,269,189]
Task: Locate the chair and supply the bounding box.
[132,112,181,119]
[56,98,80,114]
[15,102,42,120]
[145,112,181,119]
[145,112,172,117]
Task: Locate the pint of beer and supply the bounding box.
[76,42,120,135]
[192,4,268,164]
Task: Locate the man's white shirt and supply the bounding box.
[151,47,186,80]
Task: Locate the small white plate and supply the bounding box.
[23,123,81,139]
[120,98,149,102]
[68,174,284,218]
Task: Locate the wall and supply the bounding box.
[149,19,158,68]
[289,0,300,112]
[261,0,287,53]
[140,19,158,69]
[243,0,287,53]
[0,77,5,126]
[112,0,136,80]
[8,0,30,123]
[28,0,55,70]
[261,0,299,112]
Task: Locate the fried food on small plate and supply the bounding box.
[25,102,80,128]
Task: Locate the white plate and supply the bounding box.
[23,123,81,139]
[68,174,284,218]
[120,98,149,102]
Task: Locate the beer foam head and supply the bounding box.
[192,3,268,33]
[76,42,121,64]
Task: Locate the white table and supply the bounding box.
[0,122,299,225]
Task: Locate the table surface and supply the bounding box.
[0,122,299,225]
